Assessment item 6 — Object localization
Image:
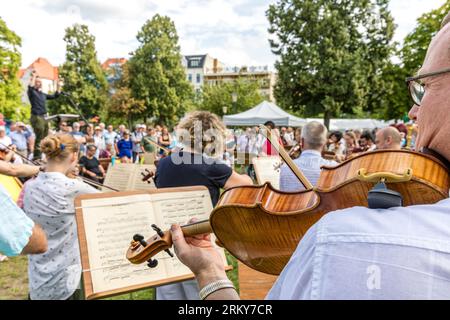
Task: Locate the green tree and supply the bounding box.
[200,79,265,116]
[0,17,27,120]
[50,24,108,119]
[401,1,450,76]
[106,63,146,128]
[128,14,193,126]
[267,0,395,127]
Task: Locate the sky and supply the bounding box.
[1,0,447,69]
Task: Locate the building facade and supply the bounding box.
[204,66,277,102]
[183,54,277,102]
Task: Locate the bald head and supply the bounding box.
[301,121,328,151]
[375,127,402,150]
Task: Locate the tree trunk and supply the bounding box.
[324,110,331,131]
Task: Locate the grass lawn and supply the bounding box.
[0,252,239,300]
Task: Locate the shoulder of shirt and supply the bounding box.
[316,198,450,240]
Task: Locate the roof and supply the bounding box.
[101,58,127,70]
[223,101,307,127]
[184,55,207,69]
[20,57,59,80]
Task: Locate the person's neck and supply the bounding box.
[302,148,322,155]
[46,162,71,175]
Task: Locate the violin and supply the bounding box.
[126,125,449,275]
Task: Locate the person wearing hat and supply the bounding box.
[131,124,145,163]
[93,126,105,159]
[9,122,29,159]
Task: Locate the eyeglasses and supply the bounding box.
[406,67,450,106]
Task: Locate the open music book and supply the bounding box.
[75,186,229,299]
[102,163,156,192]
[252,156,282,189]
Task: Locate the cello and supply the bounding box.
[126,125,450,275]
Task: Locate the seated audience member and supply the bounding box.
[375,127,403,150]
[280,121,337,192]
[116,131,133,163]
[23,134,99,300]
[99,142,114,159]
[154,111,252,300]
[360,131,377,152]
[79,144,105,183]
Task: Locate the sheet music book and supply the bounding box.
[102,163,156,191]
[74,186,229,300]
[252,156,282,189]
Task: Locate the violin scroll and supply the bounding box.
[141,169,155,184]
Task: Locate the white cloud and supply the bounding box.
[0,0,447,69]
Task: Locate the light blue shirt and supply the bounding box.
[267,197,450,299]
[0,184,34,256]
[9,131,28,150]
[279,150,337,192]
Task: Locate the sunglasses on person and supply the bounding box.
[406,67,450,106]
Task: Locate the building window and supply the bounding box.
[188,74,192,82]
[196,74,201,83]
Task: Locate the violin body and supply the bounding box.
[209,150,449,275]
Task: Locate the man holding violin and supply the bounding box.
[169,12,450,299]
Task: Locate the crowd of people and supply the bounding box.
[1,9,450,301]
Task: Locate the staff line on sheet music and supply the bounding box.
[75,194,206,210]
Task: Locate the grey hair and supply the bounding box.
[301,121,328,149]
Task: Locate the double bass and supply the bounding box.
[126,125,450,275]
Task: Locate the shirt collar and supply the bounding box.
[301,149,322,156]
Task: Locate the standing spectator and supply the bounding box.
[104,125,118,151]
[158,127,172,156]
[79,145,106,183]
[9,122,29,158]
[262,121,282,156]
[93,126,105,158]
[117,131,133,163]
[24,125,36,160]
[141,127,158,155]
[131,125,144,163]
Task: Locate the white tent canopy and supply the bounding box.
[307,118,389,131]
[223,101,307,127]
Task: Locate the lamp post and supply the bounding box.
[231,92,238,114]
[222,106,228,115]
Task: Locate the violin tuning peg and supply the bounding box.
[152,224,165,237]
[147,259,158,268]
[165,249,174,258]
[133,234,148,247]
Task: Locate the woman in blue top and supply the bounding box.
[116,131,133,163]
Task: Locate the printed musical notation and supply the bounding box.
[252,156,282,189]
[78,189,225,296]
[102,163,156,192]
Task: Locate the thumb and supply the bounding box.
[170,224,190,256]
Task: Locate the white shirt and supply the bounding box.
[0,136,12,149]
[267,197,450,299]
[279,150,337,192]
[23,172,99,300]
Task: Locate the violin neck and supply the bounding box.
[180,219,212,237]
[261,125,313,190]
